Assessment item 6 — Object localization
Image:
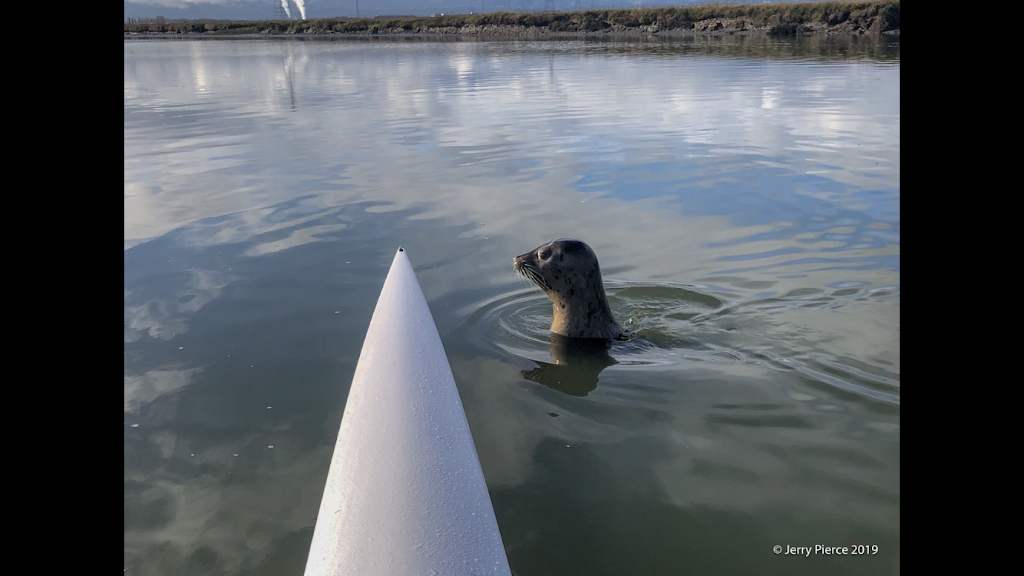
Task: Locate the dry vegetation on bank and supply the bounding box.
[124,1,900,37]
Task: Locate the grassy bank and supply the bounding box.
[124,1,900,37]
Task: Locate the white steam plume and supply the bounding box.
[279,0,291,19]
[294,0,307,20]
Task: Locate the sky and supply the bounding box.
[123,1,773,21]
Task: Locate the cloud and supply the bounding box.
[124,269,235,342]
[124,366,203,413]
[124,39,899,292]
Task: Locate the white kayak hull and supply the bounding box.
[304,248,512,576]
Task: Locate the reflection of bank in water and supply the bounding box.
[281,44,296,111]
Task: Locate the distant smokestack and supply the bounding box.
[280,0,291,19]
[294,0,307,20]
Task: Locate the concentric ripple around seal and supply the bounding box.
[462,281,731,367]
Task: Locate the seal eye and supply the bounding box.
[538,249,552,261]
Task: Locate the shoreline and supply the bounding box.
[124,1,900,39]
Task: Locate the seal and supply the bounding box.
[513,239,624,341]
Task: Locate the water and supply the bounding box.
[124,36,899,575]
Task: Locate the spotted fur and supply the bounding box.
[513,239,623,341]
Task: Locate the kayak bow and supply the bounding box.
[304,248,512,576]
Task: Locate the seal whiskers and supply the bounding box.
[514,261,549,292]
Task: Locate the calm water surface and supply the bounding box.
[124,36,899,576]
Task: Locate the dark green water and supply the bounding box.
[124,36,899,575]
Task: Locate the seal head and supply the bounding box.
[513,239,624,341]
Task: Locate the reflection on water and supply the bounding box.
[521,334,619,397]
[125,36,899,576]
